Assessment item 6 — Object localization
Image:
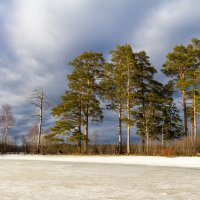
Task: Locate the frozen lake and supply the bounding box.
[0,158,199,200]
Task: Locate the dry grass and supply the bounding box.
[1,136,200,156]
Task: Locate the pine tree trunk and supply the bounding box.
[79,98,82,154]
[78,141,82,154]
[141,136,145,152]
[78,123,82,154]
[127,125,130,154]
[161,124,164,147]
[182,90,188,136]
[127,65,131,155]
[145,121,149,155]
[193,79,197,143]
[4,127,8,145]
[84,107,89,153]
[141,91,145,152]
[127,100,131,155]
[37,95,43,153]
[118,102,122,154]
[84,80,90,154]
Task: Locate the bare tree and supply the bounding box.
[22,123,39,153]
[27,89,49,153]
[0,104,15,145]
[91,130,99,145]
[27,123,39,146]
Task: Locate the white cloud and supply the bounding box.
[134,1,200,54]
[129,0,200,83]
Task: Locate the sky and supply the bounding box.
[0,0,200,143]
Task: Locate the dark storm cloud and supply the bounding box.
[0,0,200,141]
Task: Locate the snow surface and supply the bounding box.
[0,154,200,168]
[0,155,200,200]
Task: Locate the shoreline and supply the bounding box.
[0,154,200,168]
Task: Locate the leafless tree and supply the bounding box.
[27,123,39,145]
[27,89,49,153]
[0,104,15,145]
[91,130,99,145]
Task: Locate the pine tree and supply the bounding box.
[133,51,158,150]
[68,51,104,153]
[143,80,163,153]
[49,51,104,153]
[186,38,200,142]
[162,45,193,136]
[101,45,136,154]
[47,91,84,153]
[110,45,136,154]
[100,62,125,153]
[161,81,183,143]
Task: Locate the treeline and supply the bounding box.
[44,44,182,155]
[43,38,200,155]
[1,38,200,155]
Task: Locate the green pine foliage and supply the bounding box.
[49,51,104,153]
[46,91,83,142]
[101,44,137,154]
[162,45,193,136]
[161,81,183,141]
[133,51,159,143]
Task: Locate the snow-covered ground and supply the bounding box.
[1,154,200,168]
[0,155,200,200]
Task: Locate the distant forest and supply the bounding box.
[1,38,200,156]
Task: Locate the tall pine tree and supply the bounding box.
[161,81,183,143]
[162,45,193,136]
[101,45,136,154]
[109,45,136,154]
[186,38,200,142]
[68,51,104,153]
[133,51,158,150]
[48,91,84,152]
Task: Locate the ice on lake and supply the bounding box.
[0,158,199,200]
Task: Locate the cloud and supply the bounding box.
[132,0,200,72]
[0,0,199,142]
